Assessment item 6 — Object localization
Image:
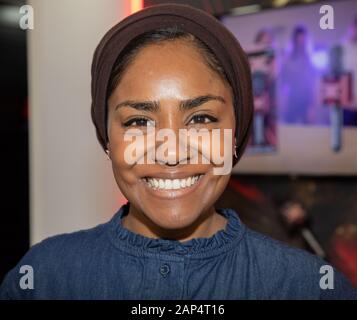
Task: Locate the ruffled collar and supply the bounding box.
[107,203,246,259]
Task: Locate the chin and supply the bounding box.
[140,201,203,231]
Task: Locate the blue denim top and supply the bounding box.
[1,204,356,299]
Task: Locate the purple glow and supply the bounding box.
[311,50,329,70]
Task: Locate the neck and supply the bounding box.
[122,205,228,242]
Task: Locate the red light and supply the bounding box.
[130,0,143,14]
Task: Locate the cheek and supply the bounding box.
[209,118,235,164]
[217,175,230,194]
[200,172,231,210]
[108,128,139,186]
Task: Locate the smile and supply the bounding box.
[143,174,203,190]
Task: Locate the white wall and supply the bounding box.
[28,0,130,245]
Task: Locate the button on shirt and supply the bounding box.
[159,264,170,277]
[0,204,356,299]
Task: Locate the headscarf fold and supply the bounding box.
[91,3,253,164]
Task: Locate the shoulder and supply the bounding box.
[0,221,110,299]
[240,226,357,299]
[25,221,109,264]
[244,227,320,268]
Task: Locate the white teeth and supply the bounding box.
[165,179,172,189]
[144,175,202,190]
[173,179,180,189]
[180,179,186,188]
[153,179,159,188]
[186,176,191,186]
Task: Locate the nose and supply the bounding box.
[155,130,190,166]
[155,139,189,167]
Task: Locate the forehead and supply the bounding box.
[112,40,231,101]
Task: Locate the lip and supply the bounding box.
[139,173,206,200]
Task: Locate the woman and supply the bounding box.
[1,4,356,299]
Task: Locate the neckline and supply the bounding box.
[107,203,246,259]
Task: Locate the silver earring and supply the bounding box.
[105,149,110,161]
[234,145,238,158]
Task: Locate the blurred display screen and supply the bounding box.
[222,0,357,154]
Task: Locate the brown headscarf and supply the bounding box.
[91,3,253,164]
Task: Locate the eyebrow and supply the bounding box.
[114,95,226,112]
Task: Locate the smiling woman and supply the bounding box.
[0,3,356,300]
[106,27,236,238]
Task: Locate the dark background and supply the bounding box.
[0,0,28,283]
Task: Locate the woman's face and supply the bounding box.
[107,39,235,231]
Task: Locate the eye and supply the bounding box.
[123,117,155,127]
[187,114,218,125]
